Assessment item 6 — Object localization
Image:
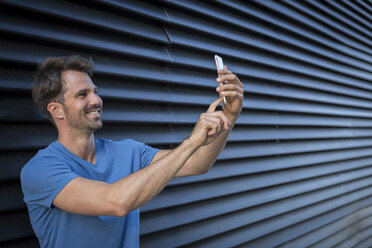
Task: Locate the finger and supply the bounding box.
[218,65,231,75]
[217,74,241,85]
[204,111,231,130]
[207,124,221,136]
[220,91,243,99]
[216,111,231,130]
[203,116,223,134]
[208,130,218,136]
[206,120,218,136]
[207,97,224,113]
[217,84,244,94]
[220,91,243,98]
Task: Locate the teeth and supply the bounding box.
[87,111,99,115]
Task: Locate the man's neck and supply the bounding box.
[58,131,97,164]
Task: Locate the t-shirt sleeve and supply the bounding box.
[138,142,159,169]
[20,158,79,208]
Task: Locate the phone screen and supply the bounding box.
[214,55,228,104]
[214,55,224,71]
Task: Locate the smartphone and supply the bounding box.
[214,55,228,104]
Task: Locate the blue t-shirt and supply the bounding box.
[20,138,159,248]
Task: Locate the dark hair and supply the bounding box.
[32,55,94,124]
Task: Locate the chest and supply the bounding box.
[69,148,141,183]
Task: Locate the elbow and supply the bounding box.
[106,187,132,217]
[113,207,130,217]
[110,199,131,217]
[195,165,212,175]
[111,194,134,217]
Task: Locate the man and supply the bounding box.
[21,55,244,247]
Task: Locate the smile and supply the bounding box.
[86,109,101,116]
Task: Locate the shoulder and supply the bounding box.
[20,143,70,183]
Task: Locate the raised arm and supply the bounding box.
[53,98,228,217]
[173,65,244,177]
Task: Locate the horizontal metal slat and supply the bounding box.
[165,26,372,91]
[0,0,168,43]
[0,96,44,122]
[0,9,171,63]
[145,156,372,212]
[142,171,372,235]
[163,5,372,82]
[166,47,372,105]
[5,81,372,126]
[220,138,372,160]
[229,127,372,141]
[4,38,368,113]
[0,151,35,181]
[0,68,33,92]
[0,212,33,242]
[342,0,372,23]
[304,0,372,47]
[244,95,372,119]
[0,125,57,151]
[257,0,372,60]
[0,123,182,151]
[192,191,372,248]
[279,205,372,247]
[92,0,169,23]
[0,39,172,85]
[245,80,372,110]
[93,79,372,121]
[354,235,372,248]
[0,237,39,248]
[327,222,372,248]
[6,92,372,138]
[166,54,372,114]
[5,119,372,156]
[0,1,370,247]
[192,0,372,68]
[4,88,372,128]
[237,111,372,127]
[326,0,372,33]
[0,182,24,212]
[238,197,372,248]
[0,68,215,107]
[170,147,372,186]
[4,137,372,185]
[99,125,372,143]
[141,186,372,247]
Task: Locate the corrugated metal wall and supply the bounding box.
[0,0,371,247]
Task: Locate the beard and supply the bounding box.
[65,104,103,133]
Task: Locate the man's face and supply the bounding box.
[60,70,103,133]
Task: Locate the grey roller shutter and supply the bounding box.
[0,0,371,247]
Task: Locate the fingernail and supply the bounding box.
[216,87,220,91]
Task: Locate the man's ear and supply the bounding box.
[47,102,65,120]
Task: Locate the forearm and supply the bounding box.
[192,127,231,169]
[108,139,199,216]
[178,114,237,176]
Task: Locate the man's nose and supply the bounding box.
[90,93,102,106]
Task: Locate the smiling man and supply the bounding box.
[21,55,244,248]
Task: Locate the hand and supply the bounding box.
[188,98,232,147]
[216,66,244,122]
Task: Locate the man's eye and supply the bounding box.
[79,93,87,97]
